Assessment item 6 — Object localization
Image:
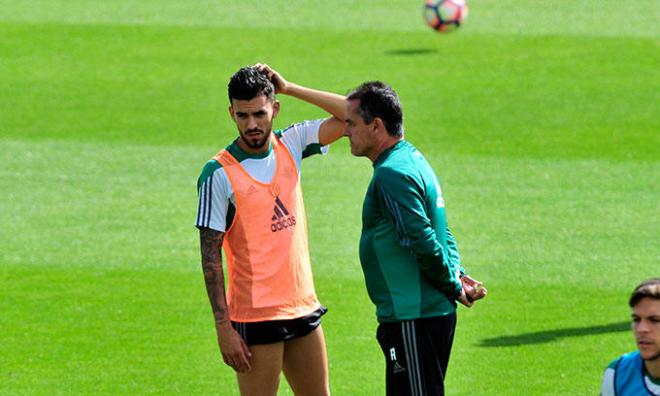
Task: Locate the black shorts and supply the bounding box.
[376,313,457,396]
[231,307,327,346]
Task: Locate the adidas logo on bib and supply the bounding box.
[271,196,296,232]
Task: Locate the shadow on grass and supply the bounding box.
[479,321,630,347]
[384,48,438,56]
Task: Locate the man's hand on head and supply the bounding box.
[254,63,290,94]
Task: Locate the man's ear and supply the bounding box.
[272,100,280,118]
[373,117,386,135]
[228,105,234,119]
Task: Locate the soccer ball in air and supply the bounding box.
[423,0,469,33]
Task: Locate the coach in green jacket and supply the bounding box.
[344,81,487,396]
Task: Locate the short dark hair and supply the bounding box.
[629,278,660,307]
[347,81,403,137]
[228,67,275,103]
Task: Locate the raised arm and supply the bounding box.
[199,227,252,372]
[255,63,346,145]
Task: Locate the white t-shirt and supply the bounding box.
[196,119,327,232]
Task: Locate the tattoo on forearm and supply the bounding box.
[199,227,229,326]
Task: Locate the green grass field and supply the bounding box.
[1,1,658,394]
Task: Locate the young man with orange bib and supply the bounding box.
[196,65,345,395]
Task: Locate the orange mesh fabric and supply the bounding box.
[214,136,320,322]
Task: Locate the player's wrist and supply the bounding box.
[280,82,298,96]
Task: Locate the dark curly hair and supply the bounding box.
[228,67,275,103]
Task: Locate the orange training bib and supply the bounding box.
[214,136,320,322]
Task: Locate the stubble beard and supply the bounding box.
[240,128,271,150]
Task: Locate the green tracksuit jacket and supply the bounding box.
[359,140,465,323]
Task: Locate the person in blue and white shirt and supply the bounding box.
[600,278,660,396]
